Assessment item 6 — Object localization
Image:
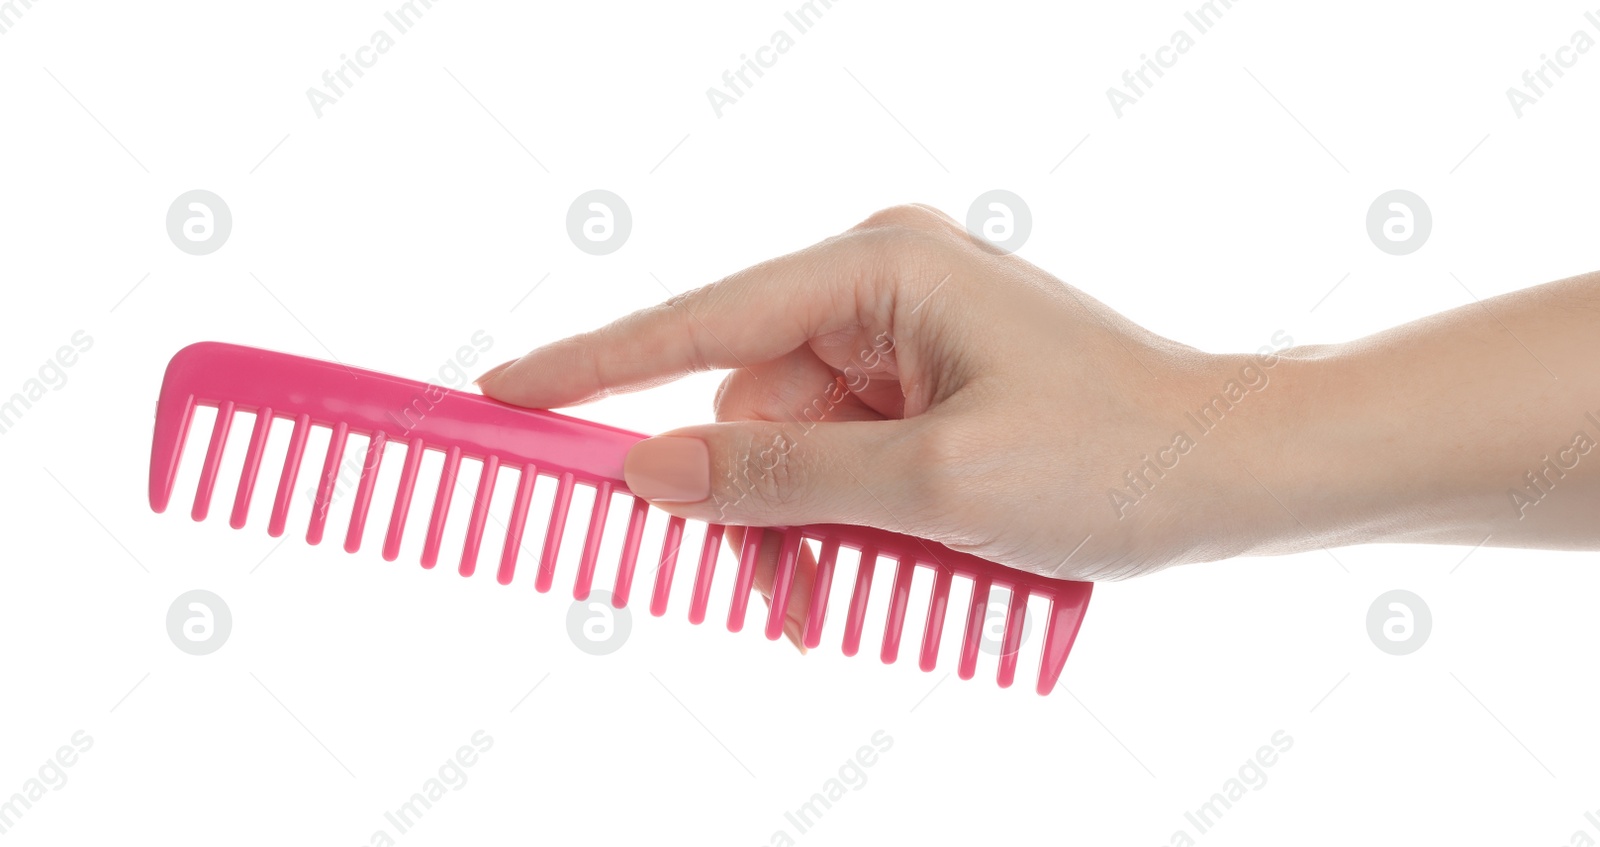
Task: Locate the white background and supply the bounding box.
[2,0,1598,844]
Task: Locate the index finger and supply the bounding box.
[476,232,881,409]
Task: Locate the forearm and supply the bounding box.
[1247,271,1600,553]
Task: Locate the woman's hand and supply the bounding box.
[478,205,1293,595]
[478,204,1600,648]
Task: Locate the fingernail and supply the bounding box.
[473,359,516,386]
[784,615,808,655]
[765,595,808,655]
[624,436,711,503]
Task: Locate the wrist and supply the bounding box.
[1221,339,1501,556]
[1214,345,1361,557]
[1123,342,1328,564]
[1172,345,1334,560]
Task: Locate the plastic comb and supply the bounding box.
[148,342,1093,694]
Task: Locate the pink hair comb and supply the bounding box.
[148,342,1093,694]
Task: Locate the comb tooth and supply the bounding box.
[267,414,312,538]
[458,455,499,577]
[996,586,1031,689]
[229,406,273,529]
[649,516,687,617]
[343,431,387,553]
[382,438,425,561]
[726,527,765,632]
[687,523,725,625]
[764,528,804,641]
[420,445,461,568]
[802,537,840,649]
[612,496,649,608]
[880,556,915,663]
[919,565,953,672]
[840,546,878,657]
[1035,590,1091,695]
[306,421,349,546]
[149,393,196,514]
[535,472,575,592]
[958,578,991,680]
[573,481,613,600]
[190,400,236,521]
[496,463,537,585]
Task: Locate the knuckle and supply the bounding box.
[713,368,789,423]
[662,299,713,375]
[850,204,948,234]
[843,225,954,295]
[841,208,963,272]
[711,372,736,419]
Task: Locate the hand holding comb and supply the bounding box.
[148,342,1093,694]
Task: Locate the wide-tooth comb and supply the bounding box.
[149,342,1093,694]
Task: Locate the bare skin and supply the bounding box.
[478,204,1600,650]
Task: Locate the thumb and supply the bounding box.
[623,418,918,529]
